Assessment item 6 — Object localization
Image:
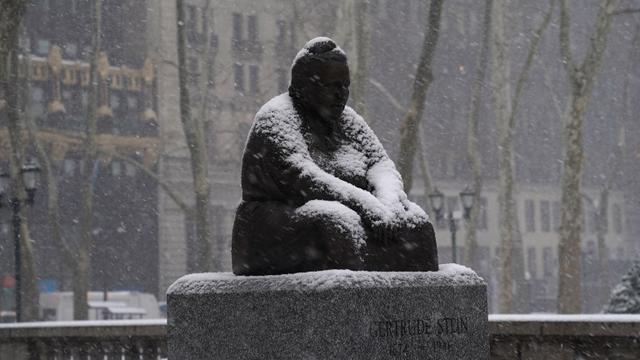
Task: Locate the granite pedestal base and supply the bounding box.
[167,264,488,360]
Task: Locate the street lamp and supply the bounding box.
[460,186,476,220]
[0,161,41,322]
[428,186,476,264]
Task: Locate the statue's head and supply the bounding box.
[289,37,350,121]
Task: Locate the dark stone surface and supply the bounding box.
[232,37,438,275]
[168,264,488,360]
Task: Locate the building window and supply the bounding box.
[234,63,244,93]
[64,159,76,176]
[249,65,259,94]
[64,43,77,58]
[202,8,210,33]
[36,39,50,56]
[527,247,537,279]
[552,201,561,231]
[543,247,553,277]
[588,208,598,233]
[478,197,488,231]
[613,204,623,234]
[111,161,122,176]
[125,163,136,177]
[127,95,138,110]
[525,199,535,232]
[248,15,258,43]
[207,61,216,88]
[232,13,243,43]
[455,11,465,36]
[30,87,45,117]
[81,91,89,107]
[540,200,550,232]
[110,94,120,110]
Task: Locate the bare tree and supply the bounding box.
[0,0,39,321]
[557,0,618,314]
[397,0,445,193]
[490,0,515,314]
[582,22,637,308]
[464,0,492,269]
[75,0,103,320]
[177,0,213,272]
[492,0,555,313]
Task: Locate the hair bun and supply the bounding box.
[306,38,336,55]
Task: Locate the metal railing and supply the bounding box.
[0,319,167,360]
[489,314,640,359]
[1,315,639,359]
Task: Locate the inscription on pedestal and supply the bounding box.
[168,267,489,360]
[369,316,473,358]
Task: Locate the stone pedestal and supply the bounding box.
[167,264,488,360]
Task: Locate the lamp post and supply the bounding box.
[0,162,41,322]
[428,186,476,263]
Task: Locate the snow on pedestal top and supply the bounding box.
[167,263,484,295]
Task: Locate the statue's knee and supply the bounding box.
[296,200,362,231]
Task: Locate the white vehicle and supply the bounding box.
[39,291,161,321]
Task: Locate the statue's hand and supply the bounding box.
[397,199,429,227]
[361,204,395,244]
[363,208,397,245]
[378,222,398,245]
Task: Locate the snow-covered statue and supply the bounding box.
[232,37,438,275]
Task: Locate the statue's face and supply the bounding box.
[302,60,350,120]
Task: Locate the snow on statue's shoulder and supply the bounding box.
[167,264,484,295]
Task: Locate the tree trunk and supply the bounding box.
[21,49,78,317]
[557,0,617,314]
[1,0,38,322]
[397,0,445,192]
[489,0,516,314]
[77,0,102,320]
[177,0,213,272]
[596,188,609,282]
[557,90,588,313]
[491,0,555,313]
[464,0,492,269]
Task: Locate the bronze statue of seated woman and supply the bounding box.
[232,37,438,275]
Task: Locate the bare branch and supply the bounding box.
[397,0,445,191]
[612,8,640,16]
[580,0,618,89]
[508,0,555,129]
[98,149,193,216]
[559,0,576,77]
[368,78,405,112]
[21,51,75,264]
[464,0,492,268]
[543,70,565,120]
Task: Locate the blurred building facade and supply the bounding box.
[0,0,636,315]
[0,0,160,302]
